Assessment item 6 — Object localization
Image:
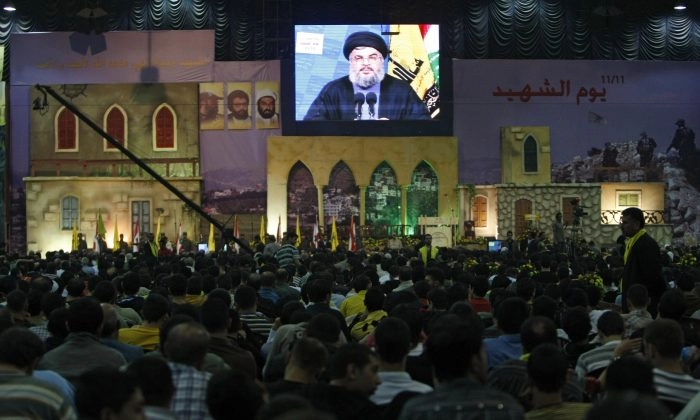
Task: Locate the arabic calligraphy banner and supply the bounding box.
[454,59,700,184]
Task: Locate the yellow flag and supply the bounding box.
[155,215,161,249]
[113,215,119,249]
[330,217,339,251]
[259,215,266,244]
[295,214,302,248]
[388,24,440,118]
[208,223,216,253]
[96,209,107,237]
[71,222,79,251]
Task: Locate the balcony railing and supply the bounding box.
[360,224,413,238]
[600,209,664,225]
[29,158,200,178]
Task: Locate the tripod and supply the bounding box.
[568,218,582,260]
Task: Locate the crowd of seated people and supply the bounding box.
[0,231,699,419]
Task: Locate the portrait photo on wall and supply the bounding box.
[199,82,225,131]
[255,81,280,129]
[226,82,252,130]
[295,24,439,122]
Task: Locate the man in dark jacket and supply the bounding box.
[620,207,666,316]
[304,31,430,121]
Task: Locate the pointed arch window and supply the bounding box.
[407,161,438,231]
[153,104,177,151]
[287,161,318,236]
[104,105,128,151]
[55,106,78,152]
[366,161,401,226]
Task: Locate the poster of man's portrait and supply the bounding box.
[199,82,225,131]
[226,82,253,130]
[254,81,280,129]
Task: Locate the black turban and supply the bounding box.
[342,31,388,60]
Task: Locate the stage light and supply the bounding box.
[674,2,687,10]
[3,1,16,12]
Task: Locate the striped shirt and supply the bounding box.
[0,372,77,420]
[653,368,700,406]
[575,340,619,381]
[275,244,299,269]
[239,312,274,338]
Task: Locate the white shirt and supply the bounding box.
[370,371,433,405]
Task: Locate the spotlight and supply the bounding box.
[674,2,687,10]
[3,1,16,12]
[32,88,49,115]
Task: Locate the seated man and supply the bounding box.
[265,337,329,397]
[38,297,126,385]
[75,367,145,419]
[644,318,700,415]
[165,321,214,419]
[300,343,383,420]
[0,327,77,419]
[575,310,624,380]
[488,316,583,410]
[119,292,170,352]
[484,297,529,370]
[526,343,590,418]
[200,296,257,379]
[371,317,432,406]
[399,314,523,419]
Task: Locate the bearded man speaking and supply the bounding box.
[303,31,430,121]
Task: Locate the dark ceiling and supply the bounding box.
[0,0,698,80]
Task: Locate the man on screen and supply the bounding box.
[227,89,252,129]
[303,31,430,121]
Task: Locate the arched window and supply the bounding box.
[61,196,79,230]
[366,161,401,227]
[152,104,177,150]
[104,105,128,151]
[324,161,359,234]
[407,161,438,232]
[287,161,317,240]
[523,136,538,173]
[55,106,78,152]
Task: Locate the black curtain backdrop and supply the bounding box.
[1,0,699,80]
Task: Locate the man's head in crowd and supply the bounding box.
[164,321,210,369]
[67,297,104,335]
[644,318,683,363]
[495,297,530,334]
[426,313,486,384]
[329,343,381,396]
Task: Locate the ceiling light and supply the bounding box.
[3,1,16,12]
[674,2,687,10]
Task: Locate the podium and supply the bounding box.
[418,217,459,248]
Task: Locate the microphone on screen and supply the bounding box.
[354,93,366,120]
[366,92,377,119]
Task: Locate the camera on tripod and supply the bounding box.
[573,206,588,218]
[571,198,588,225]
